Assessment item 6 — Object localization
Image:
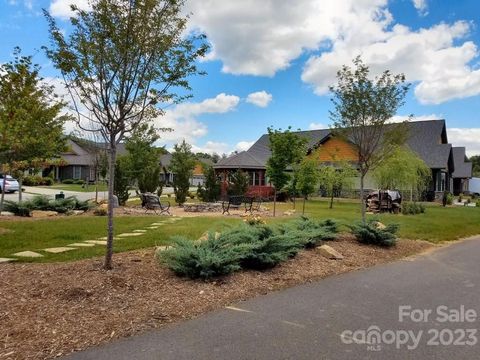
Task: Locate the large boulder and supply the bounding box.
[317,244,344,260]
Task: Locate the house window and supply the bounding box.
[436,171,446,192]
[73,166,82,180]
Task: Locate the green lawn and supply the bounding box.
[0,216,238,262]
[270,198,480,242]
[36,183,109,193]
[0,198,479,263]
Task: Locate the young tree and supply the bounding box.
[0,48,68,211]
[373,146,431,201]
[329,56,410,223]
[266,127,307,216]
[170,140,196,205]
[113,156,131,205]
[124,124,162,194]
[296,158,320,215]
[197,165,220,202]
[228,170,249,196]
[318,162,356,209]
[470,155,480,177]
[44,0,207,269]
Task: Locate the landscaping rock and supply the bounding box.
[317,245,344,260]
[197,231,221,242]
[155,245,169,252]
[73,210,85,215]
[31,210,58,218]
[43,247,77,254]
[111,195,119,208]
[118,233,144,237]
[0,211,14,216]
[12,251,44,258]
[68,243,95,247]
[183,202,223,213]
[84,240,107,245]
[373,221,387,230]
[0,258,17,263]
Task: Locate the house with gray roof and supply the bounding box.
[214,120,472,200]
[452,147,473,195]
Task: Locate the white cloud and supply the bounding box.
[302,20,480,104]
[191,141,230,155]
[186,0,480,104]
[246,91,273,108]
[308,122,328,130]
[447,128,480,157]
[154,93,240,146]
[388,114,442,123]
[235,141,255,152]
[412,0,428,16]
[49,0,90,19]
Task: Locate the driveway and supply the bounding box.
[65,237,480,360]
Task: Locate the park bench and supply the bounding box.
[222,195,259,215]
[139,193,171,215]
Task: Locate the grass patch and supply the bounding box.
[0,216,238,263]
[36,183,109,193]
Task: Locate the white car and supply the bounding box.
[0,174,19,193]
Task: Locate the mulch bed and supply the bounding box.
[0,236,433,360]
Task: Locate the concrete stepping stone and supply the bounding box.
[43,247,77,254]
[84,240,107,245]
[68,243,96,247]
[118,233,144,237]
[97,237,120,241]
[0,258,17,263]
[150,223,165,226]
[12,251,43,258]
[133,230,147,233]
[146,226,159,230]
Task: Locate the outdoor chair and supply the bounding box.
[140,193,171,215]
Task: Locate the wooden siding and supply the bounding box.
[193,163,204,176]
[309,137,358,162]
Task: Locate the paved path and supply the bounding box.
[65,238,480,360]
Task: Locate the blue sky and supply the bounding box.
[1,0,480,155]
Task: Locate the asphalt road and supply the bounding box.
[65,238,480,360]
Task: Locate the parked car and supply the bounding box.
[0,174,19,193]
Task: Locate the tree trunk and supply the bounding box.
[104,144,117,270]
[0,176,6,215]
[18,179,22,202]
[360,173,366,224]
[329,191,334,209]
[410,187,413,202]
[273,187,277,217]
[302,196,306,215]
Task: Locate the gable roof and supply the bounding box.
[60,138,127,166]
[452,147,473,179]
[215,120,453,170]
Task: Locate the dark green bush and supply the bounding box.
[283,217,338,248]
[62,179,74,184]
[73,179,85,185]
[349,220,398,247]
[402,202,426,215]
[2,195,92,216]
[159,235,247,279]
[23,175,54,186]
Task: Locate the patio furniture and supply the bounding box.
[222,195,254,215]
[139,193,171,215]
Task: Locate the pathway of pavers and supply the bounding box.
[3,216,181,263]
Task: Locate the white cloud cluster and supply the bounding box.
[246,91,273,108]
[412,0,428,16]
[186,0,480,104]
[49,0,90,19]
[156,93,240,144]
[308,122,328,130]
[448,128,480,157]
[388,114,442,123]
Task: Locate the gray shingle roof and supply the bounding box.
[452,147,473,178]
[214,120,454,171]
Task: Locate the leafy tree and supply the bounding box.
[228,170,249,196]
[197,165,220,202]
[373,146,431,201]
[170,140,196,205]
[329,56,410,223]
[318,161,356,209]
[470,155,480,177]
[44,0,207,269]
[124,124,162,193]
[296,158,320,215]
[266,127,308,216]
[113,156,130,205]
[0,48,68,210]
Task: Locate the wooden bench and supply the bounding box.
[222,195,255,215]
[139,193,171,215]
